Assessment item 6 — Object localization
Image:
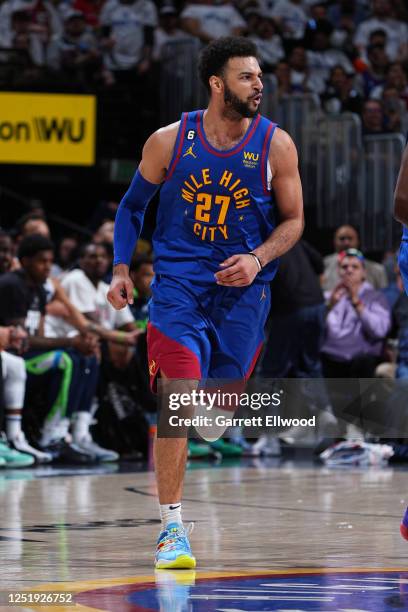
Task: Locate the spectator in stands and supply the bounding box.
[0,0,62,55]
[47,10,103,89]
[261,240,327,379]
[270,0,308,42]
[153,5,192,62]
[305,19,354,94]
[0,10,44,66]
[0,234,105,463]
[287,44,319,93]
[370,62,408,109]
[258,240,337,454]
[310,2,327,21]
[323,224,388,291]
[381,86,405,133]
[1,326,53,462]
[356,42,389,98]
[275,59,294,96]
[368,28,387,50]
[321,248,391,378]
[248,15,284,72]
[16,212,48,237]
[87,199,119,231]
[242,8,260,37]
[0,230,44,467]
[361,98,386,133]
[51,242,140,348]
[51,242,145,425]
[99,0,157,76]
[180,0,246,43]
[328,0,369,35]
[46,243,146,460]
[93,220,114,245]
[0,231,13,275]
[321,64,363,114]
[128,253,155,418]
[354,0,408,62]
[72,0,105,27]
[51,235,79,278]
[0,326,37,467]
[129,254,153,329]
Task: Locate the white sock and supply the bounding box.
[72,411,92,443]
[159,503,182,529]
[40,417,70,447]
[5,413,22,440]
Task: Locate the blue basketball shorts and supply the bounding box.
[147,274,271,389]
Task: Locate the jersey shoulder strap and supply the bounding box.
[258,115,278,194]
[165,111,203,180]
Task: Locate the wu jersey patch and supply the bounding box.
[243,150,259,169]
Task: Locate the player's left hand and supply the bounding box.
[214,254,259,287]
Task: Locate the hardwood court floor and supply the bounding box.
[1,458,408,611]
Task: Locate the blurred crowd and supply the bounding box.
[0,0,407,466]
[0,204,157,467]
[0,0,407,139]
[0,200,406,466]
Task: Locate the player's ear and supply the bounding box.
[209,75,223,94]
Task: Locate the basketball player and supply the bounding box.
[108,37,304,568]
[394,141,408,540]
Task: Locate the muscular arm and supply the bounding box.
[108,124,178,309]
[253,128,304,267]
[394,145,408,225]
[215,128,304,287]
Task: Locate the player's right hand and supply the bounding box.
[107,273,134,309]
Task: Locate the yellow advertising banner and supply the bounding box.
[0,92,96,166]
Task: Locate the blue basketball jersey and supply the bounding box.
[152,110,279,283]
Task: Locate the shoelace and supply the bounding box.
[158,522,194,553]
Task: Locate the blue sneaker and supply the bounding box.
[155,522,196,569]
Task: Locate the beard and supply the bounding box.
[223,83,259,119]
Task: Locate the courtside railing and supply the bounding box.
[315,113,364,232]
[362,133,405,251]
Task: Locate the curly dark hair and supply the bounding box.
[198,37,258,94]
[18,234,54,260]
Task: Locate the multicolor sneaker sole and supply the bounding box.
[155,554,196,570]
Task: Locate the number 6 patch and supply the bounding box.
[187,130,196,140]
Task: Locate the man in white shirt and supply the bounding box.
[181,0,246,43]
[46,243,141,459]
[306,19,354,94]
[271,0,308,41]
[153,5,193,62]
[100,0,157,71]
[47,243,138,339]
[249,14,284,70]
[354,0,408,62]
